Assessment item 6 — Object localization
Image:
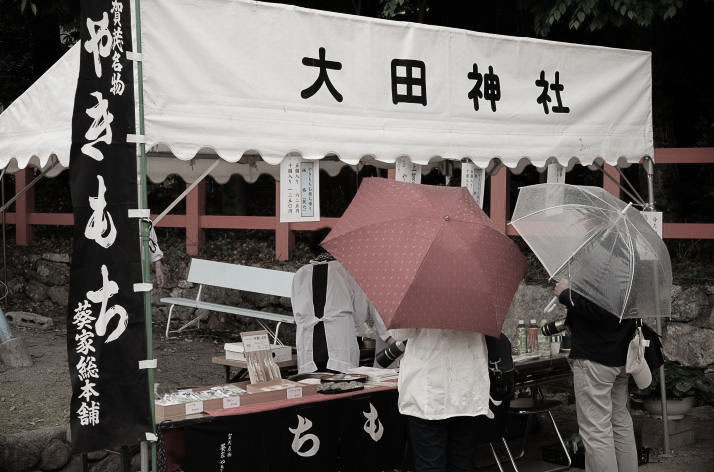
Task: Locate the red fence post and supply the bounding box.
[489,166,510,234]
[387,168,396,179]
[602,163,621,198]
[275,181,294,261]
[14,168,35,246]
[185,180,205,256]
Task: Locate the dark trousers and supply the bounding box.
[407,415,476,472]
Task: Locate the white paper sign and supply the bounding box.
[242,332,271,352]
[546,163,566,183]
[395,157,421,184]
[640,211,663,238]
[279,156,320,223]
[460,161,485,207]
[287,387,303,399]
[223,396,240,409]
[185,401,204,415]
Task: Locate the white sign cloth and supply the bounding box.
[1,0,653,174]
[140,0,653,169]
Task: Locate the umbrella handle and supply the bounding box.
[544,296,559,314]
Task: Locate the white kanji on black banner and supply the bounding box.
[67,0,151,453]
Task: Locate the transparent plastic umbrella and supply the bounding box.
[511,183,671,319]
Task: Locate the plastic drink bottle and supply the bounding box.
[528,319,539,353]
[516,320,527,355]
[538,319,551,357]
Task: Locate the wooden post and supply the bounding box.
[489,166,510,234]
[275,181,294,261]
[185,180,205,256]
[14,168,35,246]
[602,163,621,198]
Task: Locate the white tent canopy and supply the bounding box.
[1,0,653,179]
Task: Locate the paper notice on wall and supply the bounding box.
[546,163,566,183]
[461,161,485,208]
[395,157,421,184]
[279,156,320,222]
[641,211,663,238]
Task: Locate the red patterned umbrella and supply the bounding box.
[322,178,527,337]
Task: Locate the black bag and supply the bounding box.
[485,333,515,402]
[639,321,664,372]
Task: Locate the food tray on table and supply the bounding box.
[317,380,365,394]
[320,373,368,383]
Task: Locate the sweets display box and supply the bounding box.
[224,342,293,363]
[155,379,318,421]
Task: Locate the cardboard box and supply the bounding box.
[155,380,318,420]
[224,342,293,363]
[155,384,245,420]
[242,379,318,404]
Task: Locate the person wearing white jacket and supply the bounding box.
[291,256,391,373]
[391,328,490,472]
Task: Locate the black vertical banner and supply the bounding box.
[67,0,151,452]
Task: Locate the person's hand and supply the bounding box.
[154,260,166,288]
[554,278,570,296]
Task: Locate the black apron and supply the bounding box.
[311,263,329,371]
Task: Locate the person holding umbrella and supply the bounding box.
[321,178,528,471]
[511,183,673,472]
[554,278,638,472]
[389,327,490,471]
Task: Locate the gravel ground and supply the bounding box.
[2,324,713,472]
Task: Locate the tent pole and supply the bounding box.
[132,0,156,470]
[152,160,220,226]
[1,168,6,290]
[643,155,671,455]
[0,161,58,214]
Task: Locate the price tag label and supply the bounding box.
[286,387,303,399]
[223,396,240,409]
[241,332,271,352]
[185,401,204,415]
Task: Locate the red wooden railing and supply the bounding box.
[3,148,713,260]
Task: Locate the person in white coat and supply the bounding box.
[391,328,490,472]
[148,225,165,287]
[291,255,390,373]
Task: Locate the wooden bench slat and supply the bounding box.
[160,297,295,324]
[186,258,294,297]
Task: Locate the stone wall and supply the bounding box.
[504,282,714,370]
[7,250,713,370]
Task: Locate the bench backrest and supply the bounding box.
[186,258,294,298]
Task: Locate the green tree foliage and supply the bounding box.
[520,0,686,36]
[379,0,690,35]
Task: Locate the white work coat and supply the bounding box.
[392,328,490,420]
[291,260,388,373]
[149,226,163,263]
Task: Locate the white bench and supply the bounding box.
[160,258,295,341]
